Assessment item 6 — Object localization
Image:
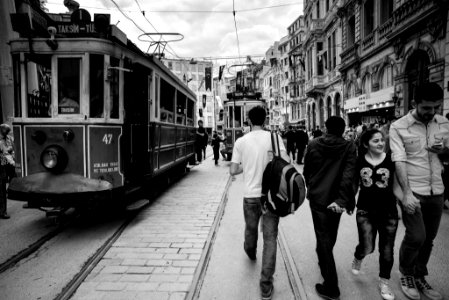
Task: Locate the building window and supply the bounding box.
[380,64,393,88]
[317,42,324,76]
[364,0,375,37]
[380,0,393,24]
[347,82,356,98]
[316,0,320,18]
[332,31,337,68]
[362,74,371,94]
[327,36,332,70]
[325,0,329,12]
[347,15,356,47]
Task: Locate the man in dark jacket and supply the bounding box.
[303,116,357,300]
[295,125,309,164]
[284,126,296,161]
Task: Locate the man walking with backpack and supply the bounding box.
[230,106,289,300]
[303,116,357,300]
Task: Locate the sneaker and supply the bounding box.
[315,283,340,300]
[415,277,442,300]
[351,257,362,275]
[261,286,273,300]
[400,275,420,300]
[379,278,395,300]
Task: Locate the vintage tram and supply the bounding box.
[222,71,266,160]
[7,9,197,213]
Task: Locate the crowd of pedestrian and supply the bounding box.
[228,81,448,300]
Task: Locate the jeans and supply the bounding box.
[354,210,398,279]
[243,197,280,293]
[310,205,342,293]
[399,193,444,277]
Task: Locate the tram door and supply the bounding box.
[123,63,150,183]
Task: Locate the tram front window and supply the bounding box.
[58,58,81,114]
[25,54,52,118]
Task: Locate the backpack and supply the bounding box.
[261,132,306,217]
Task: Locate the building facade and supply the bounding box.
[287,15,307,125]
[339,0,448,126]
[162,58,215,129]
[303,0,344,131]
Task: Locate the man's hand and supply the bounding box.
[402,190,420,214]
[426,146,448,154]
[327,202,346,214]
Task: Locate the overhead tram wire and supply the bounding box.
[46,1,302,14]
[133,0,180,58]
[232,0,242,64]
[108,0,177,57]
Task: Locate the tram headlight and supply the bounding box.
[40,145,68,173]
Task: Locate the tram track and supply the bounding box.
[278,223,308,299]
[54,211,136,300]
[0,210,78,274]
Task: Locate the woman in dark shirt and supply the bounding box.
[351,129,398,300]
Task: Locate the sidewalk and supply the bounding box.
[71,150,230,300]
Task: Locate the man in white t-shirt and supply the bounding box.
[230,106,288,300]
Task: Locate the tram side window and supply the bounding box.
[110,57,120,119]
[160,78,175,123]
[176,91,186,125]
[90,54,104,118]
[58,58,81,114]
[25,54,52,118]
[187,99,194,126]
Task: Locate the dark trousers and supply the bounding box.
[195,146,202,162]
[243,197,280,294]
[287,145,295,161]
[296,145,306,163]
[213,147,219,164]
[310,205,342,293]
[0,177,7,215]
[354,210,398,279]
[399,193,444,277]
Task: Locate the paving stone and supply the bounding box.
[121,259,147,266]
[149,274,179,282]
[125,282,160,291]
[172,260,198,267]
[157,282,191,292]
[120,274,151,282]
[101,266,129,274]
[153,267,182,274]
[134,291,170,300]
[96,282,127,291]
[169,292,188,300]
[100,291,137,300]
[180,268,196,274]
[126,266,155,274]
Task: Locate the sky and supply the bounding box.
[44,0,304,64]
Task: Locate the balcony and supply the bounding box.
[361,30,376,51]
[304,19,325,43]
[305,75,326,98]
[340,43,359,71]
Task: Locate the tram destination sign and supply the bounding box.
[54,22,102,36]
